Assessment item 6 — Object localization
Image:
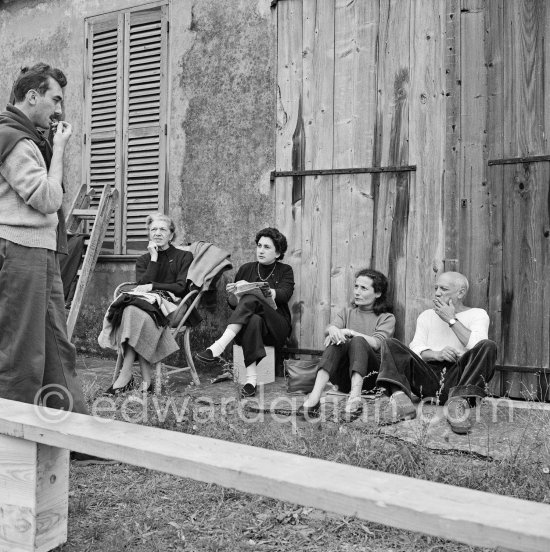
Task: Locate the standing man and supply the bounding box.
[376,271,497,434]
[0,63,89,415]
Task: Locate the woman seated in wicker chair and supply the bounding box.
[195,227,294,398]
[297,268,395,418]
[99,213,192,395]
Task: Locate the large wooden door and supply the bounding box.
[488,163,550,399]
[483,0,550,399]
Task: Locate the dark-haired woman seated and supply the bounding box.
[196,227,294,398]
[298,269,395,417]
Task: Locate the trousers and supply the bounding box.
[229,294,290,367]
[0,238,88,413]
[377,337,497,402]
[318,336,379,393]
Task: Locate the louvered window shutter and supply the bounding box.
[123,7,168,254]
[84,3,168,254]
[84,14,123,252]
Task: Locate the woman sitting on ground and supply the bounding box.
[298,268,395,417]
[100,213,192,395]
[196,227,294,398]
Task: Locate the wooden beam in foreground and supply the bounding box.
[1,399,549,552]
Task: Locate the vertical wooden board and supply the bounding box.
[503,0,546,158]
[35,445,69,552]
[333,0,378,164]
[487,165,504,397]
[545,1,550,154]
[347,175,374,281]
[331,0,378,318]
[275,0,303,347]
[539,163,550,384]
[545,4,550,398]
[373,175,397,278]
[373,0,411,339]
[375,172,409,341]
[459,0,489,309]
[375,0,410,168]
[443,0,460,272]
[406,0,446,343]
[501,163,547,398]
[486,0,505,396]
[301,0,334,348]
[0,437,68,552]
[331,174,375,320]
[500,164,516,396]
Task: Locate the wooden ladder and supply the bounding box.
[65,184,119,340]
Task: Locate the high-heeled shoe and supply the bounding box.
[103,376,135,396]
[296,401,321,419]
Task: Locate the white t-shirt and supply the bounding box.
[409,308,490,357]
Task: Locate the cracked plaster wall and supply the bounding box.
[0,0,276,347]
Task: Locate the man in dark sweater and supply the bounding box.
[0,64,114,464]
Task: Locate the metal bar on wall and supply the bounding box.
[488,154,550,165]
[270,165,417,184]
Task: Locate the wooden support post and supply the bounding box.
[0,435,69,552]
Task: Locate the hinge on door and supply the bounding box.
[164,124,167,136]
[84,133,87,145]
[166,21,169,34]
[86,38,88,49]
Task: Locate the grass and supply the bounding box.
[53,369,550,552]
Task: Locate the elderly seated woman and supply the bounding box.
[297,268,395,418]
[99,213,192,394]
[196,227,294,398]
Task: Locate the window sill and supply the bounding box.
[97,254,140,263]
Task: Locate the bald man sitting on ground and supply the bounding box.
[376,271,497,434]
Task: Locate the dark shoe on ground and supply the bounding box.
[195,349,221,364]
[296,401,321,419]
[240,383,257,398]
[377,392,417,425]
[70,452,120,466]
[103,376,135,396]
[446,397,474,434]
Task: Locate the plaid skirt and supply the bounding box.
[116,305,179,364]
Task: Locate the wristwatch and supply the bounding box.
[448,318,457,327]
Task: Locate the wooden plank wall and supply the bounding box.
[275,0,549,394]
[276,0,448,349]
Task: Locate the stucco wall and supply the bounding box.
[0,0,276,352]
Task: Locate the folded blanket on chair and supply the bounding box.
[178,241,232,290]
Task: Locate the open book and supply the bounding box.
[232,281,277,310]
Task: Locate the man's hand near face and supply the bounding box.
[433,297,456,324]
[52,121,72,149]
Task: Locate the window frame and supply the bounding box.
[83,0,170,255]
